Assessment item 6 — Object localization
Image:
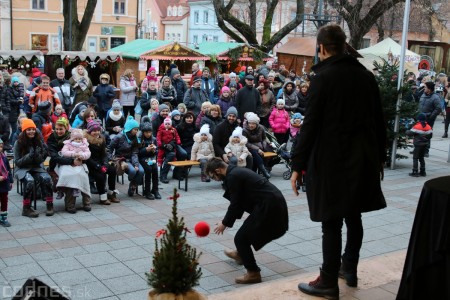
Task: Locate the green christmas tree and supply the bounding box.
[373,59,418,165]
[146,188,202,294]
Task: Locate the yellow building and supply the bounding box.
[9,0,139,52]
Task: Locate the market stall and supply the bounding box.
[44,51,122,86]
[0,50,43,73]
[194,42,272,73]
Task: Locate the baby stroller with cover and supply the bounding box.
[264,130,292,180]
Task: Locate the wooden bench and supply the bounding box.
[168,160,201,191]
[263,151,277,158]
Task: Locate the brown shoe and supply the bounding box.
[100,200,111,205]
[108,192,120,203]
[224,249,243,265]
[235,271,262,284]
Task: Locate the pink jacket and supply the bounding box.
[61,139,91,160]
[269,108,290,134]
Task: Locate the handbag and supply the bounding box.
[135,99,143,115]
[111,157,127,176]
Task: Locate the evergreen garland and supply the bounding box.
[146,188,202,294]
[373,59,418,165]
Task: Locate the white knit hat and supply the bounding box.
[276,98,285,105]
[199,124,210,135]
[229,72,237,78]
[246,112,260,124]
[231,126,243,138]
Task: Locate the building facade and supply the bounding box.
[188,0,226,46]
[2,0,138,51]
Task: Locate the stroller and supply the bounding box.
[264,130,293,180]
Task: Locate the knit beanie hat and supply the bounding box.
[112,99,121,110]
[21,119,36,132]
[70,128,83,140]
[199,124,210,135]
[159,103,169,112]
[147,67,156,75]
[225,106,238,118]
[38,101,52,114]
[87,96,97,105]
[246,112,260,124]
[193,76,202,83]
[417,113,426,122]
[231,126,243,138]
[100,73,110,81]
[0,138,3,144]
[124,116,139,132]
[291,112,304,120]
[229,72,237,78]
[171,68,180,76]
[425,81,435,91]
[78,105,87,116]
[12,76,19,84]
[163,117,172,125]
[140,116,153,132]
[229,81,237,89]
[151,98,160,107]
[203,67,210,73]
[221,86,230,94]
[201,101,212,109]
[276,98,285,105]
[171,110,181,117]
[87,120,102,133]
[56,117,69,129]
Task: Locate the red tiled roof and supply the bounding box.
[155,0,188,18]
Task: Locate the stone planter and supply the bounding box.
[148,289,207,300]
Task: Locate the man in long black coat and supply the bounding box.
[290,24,387,299]
[207,158,288,284]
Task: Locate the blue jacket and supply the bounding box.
[93,84,115,111]
[201,77,219,104]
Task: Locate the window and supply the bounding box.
[203,11,208,24]
[178,6,182,16]
[114,0,126,15]
[213,36,218,42]
[172,33,176,41]
[194,11,199,24]
[167,6,172,16]
[166,33,170,40]
[193,35,198,44]
[32,0,45,10]
[361,38,371,49]
[177,33,181,41]
[110,37,126,48]
[202,34,207,42]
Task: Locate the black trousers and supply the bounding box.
[234,217,261,272]
[123,105,135,118]
[322,214,363,276]
[412,145,426,171]
[140,159,159,193]
[21,172,53,200]
[89,165,116,195]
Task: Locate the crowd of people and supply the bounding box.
[0,59,310,228]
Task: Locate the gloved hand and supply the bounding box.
[164,143,174,151]
[100,166,107,173]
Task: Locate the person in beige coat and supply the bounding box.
[224,126,250,167]
[191,124,215,182]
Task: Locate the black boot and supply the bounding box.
[128,181,136,196]
[46,202,54,216]
[152,190,161,199]
[258,164,271,179]
[298,269,339,300]
[339,259,358,287]
[442,132,448,138]
[409,170,419,177]
[419,169,427,177]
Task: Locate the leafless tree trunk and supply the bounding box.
[62,0,98,51]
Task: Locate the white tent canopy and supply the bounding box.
[358,37,420,75]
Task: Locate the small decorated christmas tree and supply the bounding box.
[373,59,418,165]
[146,188,202,295]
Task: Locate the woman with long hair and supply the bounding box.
[119,69,138,118]
[69,64,93,105]
[14,119,53,217]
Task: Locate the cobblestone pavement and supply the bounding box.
[0,116,449,299]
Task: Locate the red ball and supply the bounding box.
[194,221,210,237]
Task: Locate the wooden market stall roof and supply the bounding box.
[194,42,272,61]
[0,50,42,61]
[276,37,363,58]
[109,39,171,60]
[140,42,210,61]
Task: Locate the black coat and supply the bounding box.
[212,119,237,158]
[176,122,197,150]
[235,85,261,122]
[291,54,387,222]
[93,83,115,112]
[85,133,109,170]
[222,165,288,250]
[172,77,187,105]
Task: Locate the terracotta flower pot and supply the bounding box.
[148,289,207,300]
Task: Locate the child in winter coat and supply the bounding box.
[51,104,68,125]
[71,105,87,128]
[290,112,303,139]
[177,103,187,116]
[406,113,433,177]
[171,110,182,127]
[269,99,290,145]
[191,124,215,182]
[224,126,250,167]
[217,86,234,118]
[60,129,91,197]
[138,116,160,200]
[105,100,125,138]
[157,117,183,184]
[148,98,159,120]
[0,138,13,227]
